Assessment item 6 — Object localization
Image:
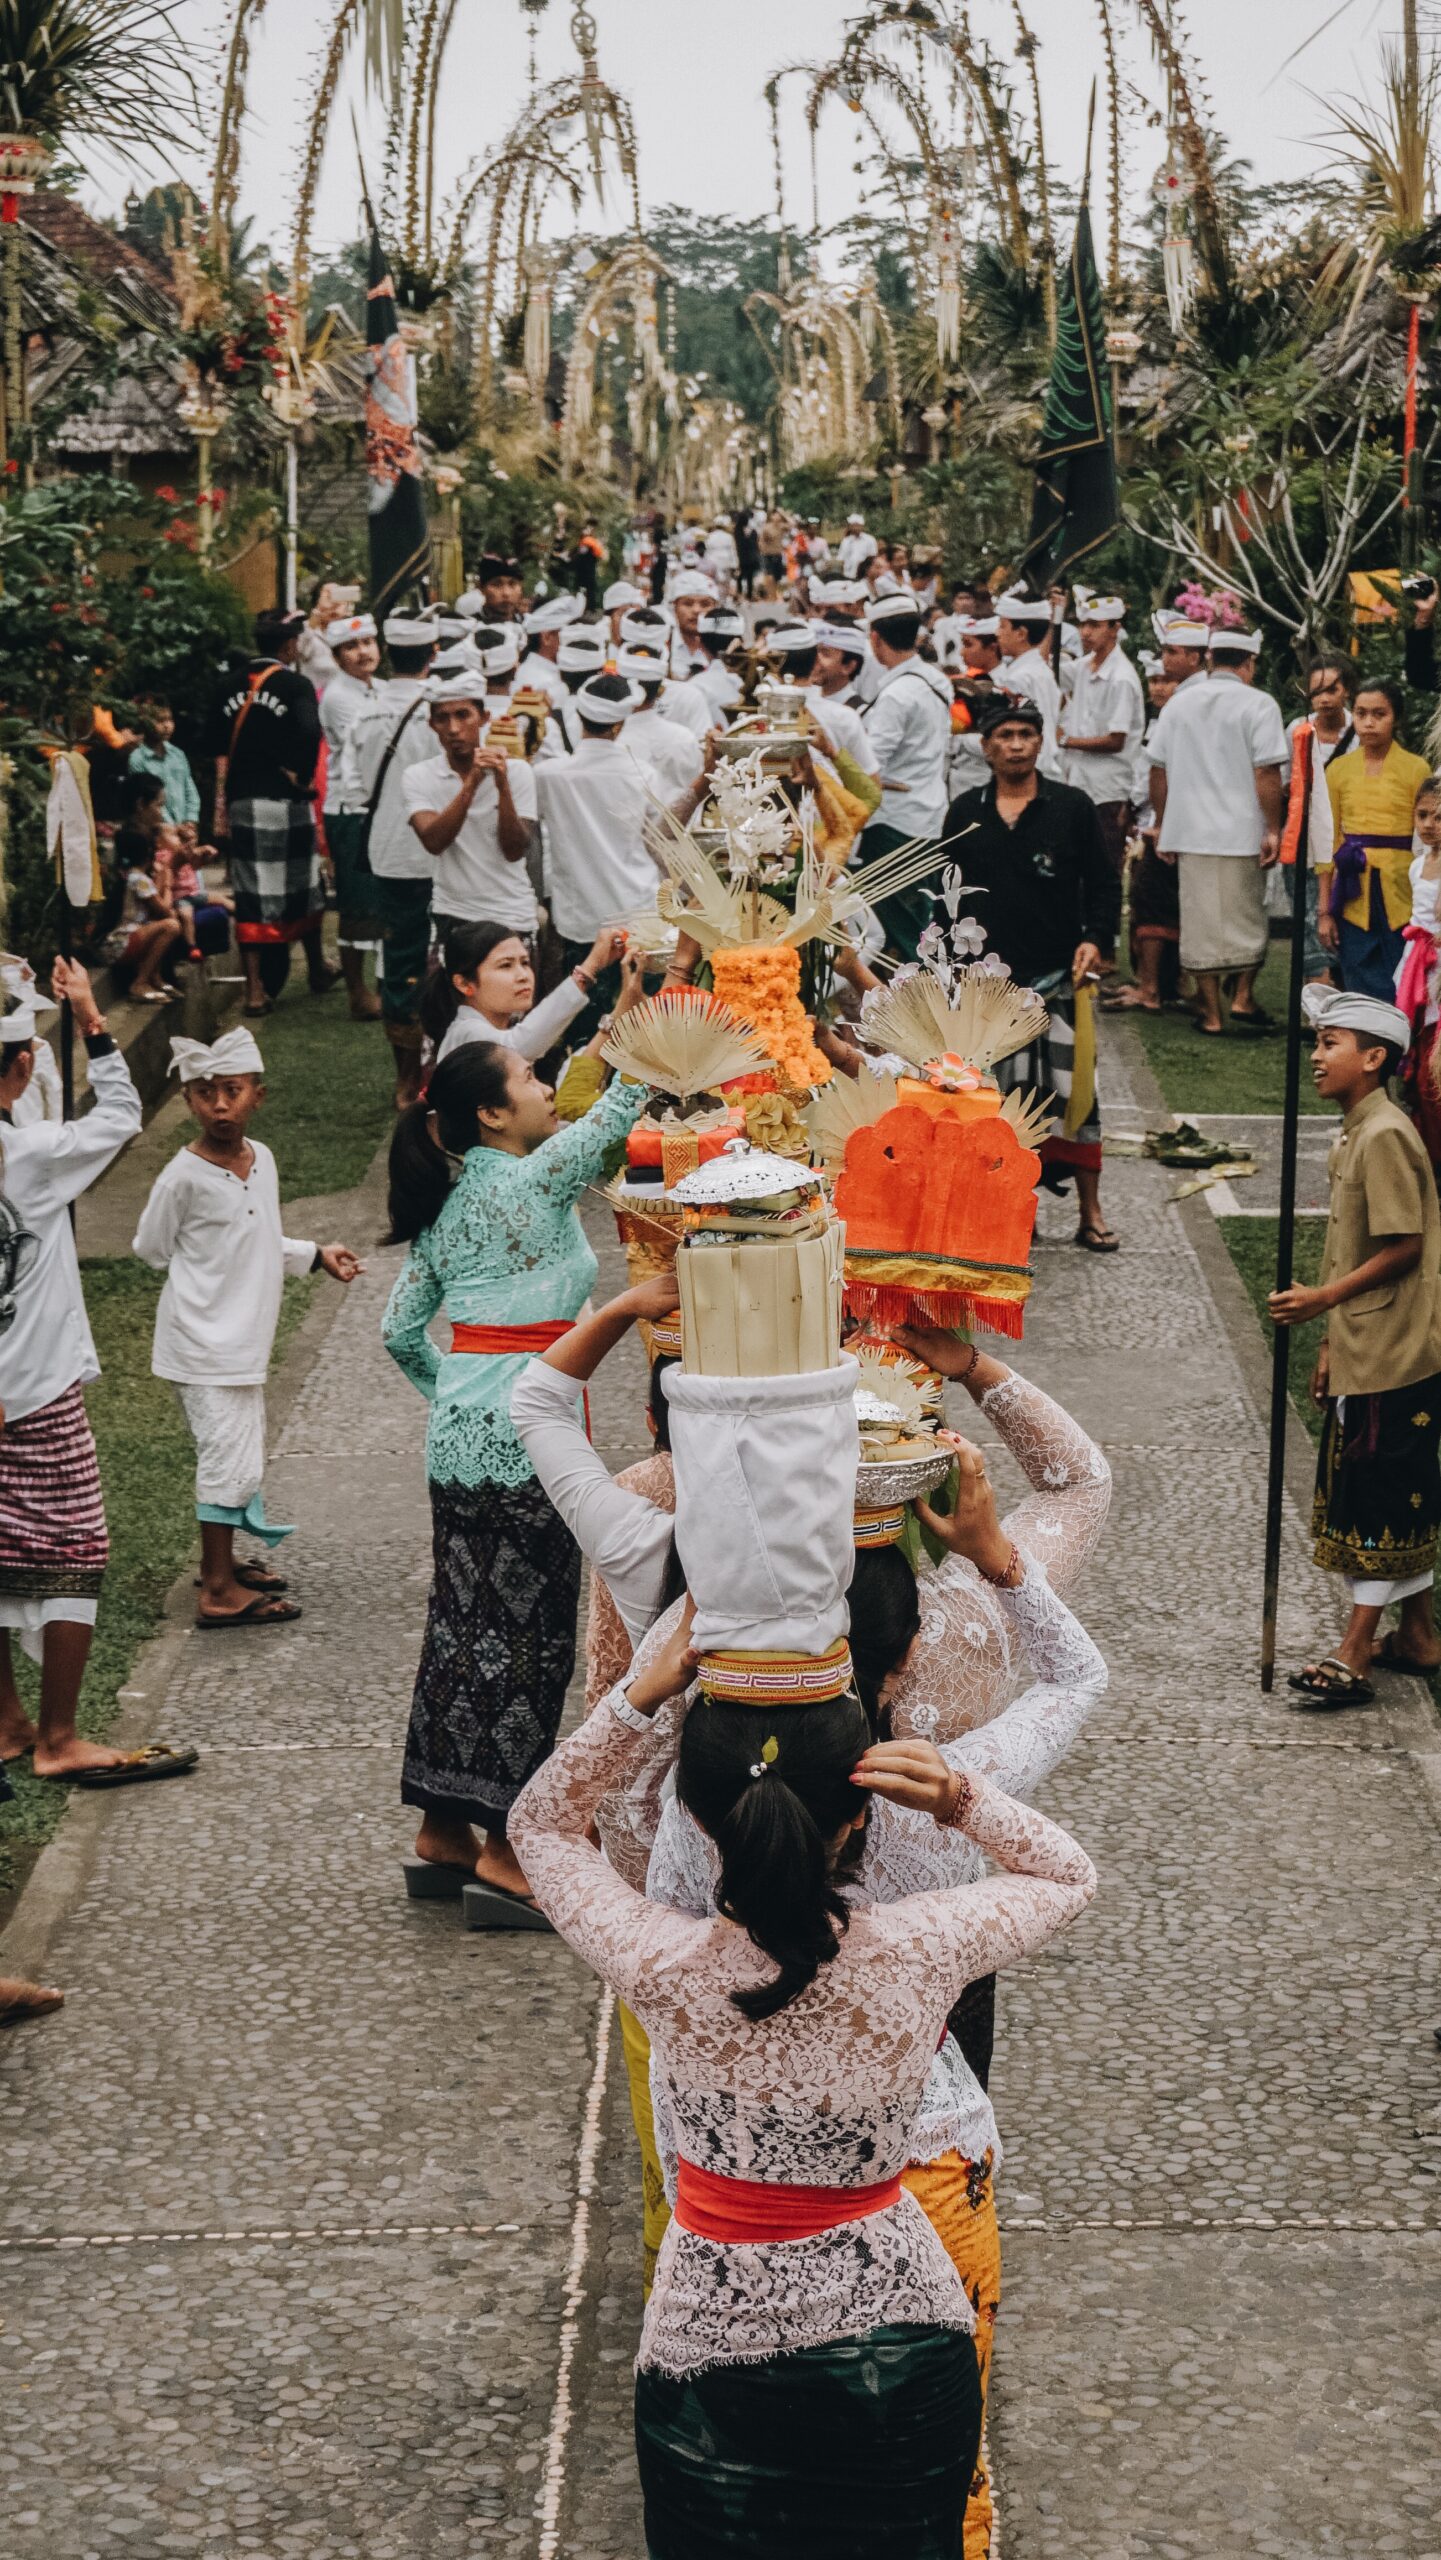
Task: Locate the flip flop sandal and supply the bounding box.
[68,1745,200,1788]
[1075,1223,1120,1254]
[193,1563,290,1595]
[0,1985,64,2026]
[1228,1014,1275,1038]
[1287,1657,1375,1706]
[402,1855,477,1902]
[1191,1020,1224,1037]
[1371,1636,1441,1679]
[462,1879,554,1934]
[195,1595,303,1630]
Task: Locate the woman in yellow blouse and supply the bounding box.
[1319,679,1431,998]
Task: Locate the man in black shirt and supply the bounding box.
[947,698,1122,1251]
[209,610,337,1016]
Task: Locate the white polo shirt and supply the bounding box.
[627,705,703,793]
[862,655,952,839]
[345,679,437,881]
[997,645,1062,777]
[1150,671,1289,857]
[402,750,539,928]
[535,736,661,941]
[657,678,719,744]
[1061,645,1146,805]
[320,668,376,813]
[804,688,880,781]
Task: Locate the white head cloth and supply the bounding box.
[427,669,490,705]
[1074,592,1126,623]
[617,644,669,683]
[1,996,39,1042]
[430,640,484,677]
[1153,610,1210,649]
[383,615,436,648]
[814,577,867,607]
[575,676,642,724]
[995,591,1053,626]
[169,1028,265,1085]
[814,620,866,656]
[603,580,646,612]
[1301,986,1410,1050]
[766,622,819,656]
[454,589,487,617]
[699,608,745,640]
[1208,627,1264,656]
[663,1359,860,1654]
[558,630,609,674]
[329,613,377,648]
[477,628,521,677]
[620,606,672,643]
[525,593,584,636]
[669,568,717,601]
[1,957,56,1022]
[866,589,922,628]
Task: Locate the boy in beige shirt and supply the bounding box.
[1271,988,1441,1704]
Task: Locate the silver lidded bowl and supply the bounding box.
[856,1444,954,1507]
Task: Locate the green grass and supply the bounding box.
[1216,1216,1328,1442]
[1129,942,1327,1119]
[239,977,397,1199]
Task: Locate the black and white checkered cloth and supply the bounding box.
[229,797,322,942]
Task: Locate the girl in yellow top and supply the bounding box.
[1320,679,1431,1000]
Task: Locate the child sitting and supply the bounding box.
[132,1027,364,1627]
[1270,986,1441,1703]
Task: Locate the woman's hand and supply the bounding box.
[914,1434,1014,1580]
[852,1736,962,1822]
[586,926,628,976]
[620,1270,681,1324]
[613,944,646,1015]
[624,1597,698,1716]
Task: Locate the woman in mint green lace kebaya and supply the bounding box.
[383,1040,645,1910]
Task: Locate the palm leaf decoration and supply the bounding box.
[0,0,199,156]
[803,1066,901,1170]
[998,1089,1054,1150]
[599,992,772,1100]
[860,967,1048,1075]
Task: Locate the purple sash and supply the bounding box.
[1330,831,1412,919]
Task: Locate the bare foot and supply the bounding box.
[0,1703,38,1763]
[475,1837,535,1901]
[31,1737,131,1780]
[0,1977,64,2026]
[414,1814,483,1874]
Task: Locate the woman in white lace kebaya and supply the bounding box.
[381,1041,645,1908]
[511,1293,1110,2557]
[509,1562,1097,2559]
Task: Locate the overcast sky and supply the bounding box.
[95,0,1403,267]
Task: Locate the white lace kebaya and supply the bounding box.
[509,1649,1096,2381]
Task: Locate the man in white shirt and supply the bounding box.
[810,617,872,716]
[1148,626,1288,1036]
[347,616,439,1104]
[664,568,716,680]
[764,622,882,798]
[617,643,704,793]
[703,518,739,593]
[995,591,1063,775]
[317,611,384,1019]
[1059,593,1146,883]
[860,589,954,958]
[550,625,611,752]
[402,671,539,943]
[535,673,667,1038]
[516,593,582,706]
[811,578,881,702]
[839,514,878,580]
[689,607,745,724]
[937,615,1001,797]
[470,623,563,763]
[603,579,646,650]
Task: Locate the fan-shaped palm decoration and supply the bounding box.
[804,1065,902,1169]
[599,992,772,1100]
[860,966,1048,1075]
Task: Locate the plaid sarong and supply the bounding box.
[0,1381,108,1598]
[229,796,323,946]
[993,984,1103,1171]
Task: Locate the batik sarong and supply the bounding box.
[0,1382,108,1599]
[401,1473,580,1823]
[904,2150,1001,2560]
[1312,1375,1441,1584]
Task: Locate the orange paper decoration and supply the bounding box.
[834,1102,1041,1338]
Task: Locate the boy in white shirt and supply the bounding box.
[134,1030,362,1628]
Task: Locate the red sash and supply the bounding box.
[673,2158,903,2245]
[449,1321,574,1355]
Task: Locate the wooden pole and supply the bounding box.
[1260,725,1314,1690]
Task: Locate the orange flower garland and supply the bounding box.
[710,944,832,1088]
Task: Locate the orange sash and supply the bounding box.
[673,2158,903,2245]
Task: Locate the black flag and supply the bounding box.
[1017,203,1119,587]
[365,229,430,619]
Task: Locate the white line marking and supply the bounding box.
[535,1983,615,2560]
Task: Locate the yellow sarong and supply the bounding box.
[618,2001,671,2297]
[904,2148,1002,2560]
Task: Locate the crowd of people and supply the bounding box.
[7,511,1441,2546]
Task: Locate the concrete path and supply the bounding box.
[3,1026,1439,2558]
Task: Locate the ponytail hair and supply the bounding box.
[385,1040,512,1243]
[677,1695,869,2022]
[418,917,526,1049]
[846,1545,921,1735]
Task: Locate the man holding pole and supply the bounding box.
[1270,987,1441,1705]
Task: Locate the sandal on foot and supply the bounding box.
[1075,1222,1120,1254]
[402,1854,477,1902]
[1191,1019,1224,1038]
[244,999,273,1018]
[1287,1657,1375,1706]
[68,1745,200,1788]
[193,1562,289,1595]
[195,1594,302,1629]
[0,1983,64,2026]
[462,1878,554,1934]
[1371,1635,1441,1679]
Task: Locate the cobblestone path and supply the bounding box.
[3,1033,1438,2557]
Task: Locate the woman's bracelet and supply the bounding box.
[954,1341,981,1387]
[975,1541,1024,1590]
[940,1770,975,1830]
[572,964,597,993]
